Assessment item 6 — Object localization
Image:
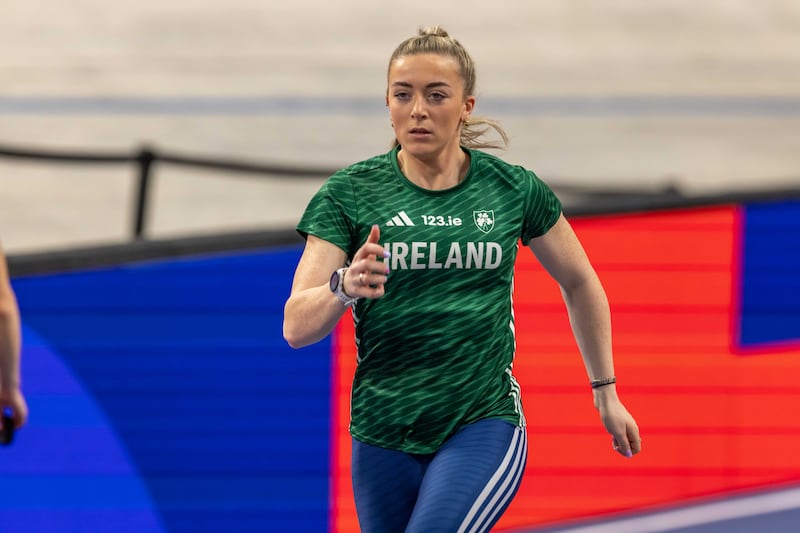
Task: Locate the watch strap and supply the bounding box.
[332,268,359,307]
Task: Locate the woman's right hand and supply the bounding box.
[344,224,390,300]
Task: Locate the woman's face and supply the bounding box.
[386,53,474,161]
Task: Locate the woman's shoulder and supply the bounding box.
[318,151,397,197]
[334,151,394,179]
[469,149,537,183]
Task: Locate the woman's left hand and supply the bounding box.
[594,387,641,458]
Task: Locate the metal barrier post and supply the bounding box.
[133,147,156,239]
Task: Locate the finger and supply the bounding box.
[13,404,28,428]
[355,225,385,262]
[612,436,633,458]
[366,224,381,245]
[630,437,642,455]
[363,224,381,260]
[361,269,389,288]
[353,272,386,298]
[629,428,642,455]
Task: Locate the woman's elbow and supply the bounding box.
[0,295,18,325]
[560,274,608,304]
[283,314,323,349]
[283,334,309,350]
[283,299,309,349]
[283,320,308,349]
[283,296,336,349]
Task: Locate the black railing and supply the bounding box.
[0,143,338,240]
[5,141,800,276]
[5,141,800,244]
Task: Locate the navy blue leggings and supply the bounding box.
[351,418,528,533]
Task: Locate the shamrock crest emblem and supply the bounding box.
[473,210,495,234]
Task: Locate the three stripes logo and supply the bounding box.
[386,211,415,227]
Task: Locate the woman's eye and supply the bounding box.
[429,93,446,101]
[394,92,410,100]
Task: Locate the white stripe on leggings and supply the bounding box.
[456,426,527,533]
[471,434,528,532]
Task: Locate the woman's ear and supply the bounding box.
[463,95,476,120]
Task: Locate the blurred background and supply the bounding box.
[1,0,799,253]
[1,1,799,532]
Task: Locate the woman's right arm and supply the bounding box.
[283,235,350,349]
[284,226,388,349]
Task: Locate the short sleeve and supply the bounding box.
[296,171,359,257]
[520,170,562,245]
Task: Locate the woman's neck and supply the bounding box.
[397,147,469,191]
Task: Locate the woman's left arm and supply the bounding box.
[529,214,641,457]
[0,245,28,430]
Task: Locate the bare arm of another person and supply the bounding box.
[283,225,388,349]
[529,214,641,457]
[0,245,28,430]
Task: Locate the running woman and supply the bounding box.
[283,26,641,533]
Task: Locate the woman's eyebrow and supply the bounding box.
[390,81,452,89]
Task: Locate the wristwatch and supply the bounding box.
[329,267,359,307]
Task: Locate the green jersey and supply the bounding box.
[297,146,561,453]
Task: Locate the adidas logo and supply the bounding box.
[386,211,415,227]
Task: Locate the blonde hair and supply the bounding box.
[388,26,509,150]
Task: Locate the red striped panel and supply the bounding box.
[332,205,800,532]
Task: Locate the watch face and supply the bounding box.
[329,269,340,292]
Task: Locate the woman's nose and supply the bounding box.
[410,96,427,119]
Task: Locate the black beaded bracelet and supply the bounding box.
[590,376,616,389]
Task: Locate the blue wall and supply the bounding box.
[740,199,800,347]
[6,246,331,533]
